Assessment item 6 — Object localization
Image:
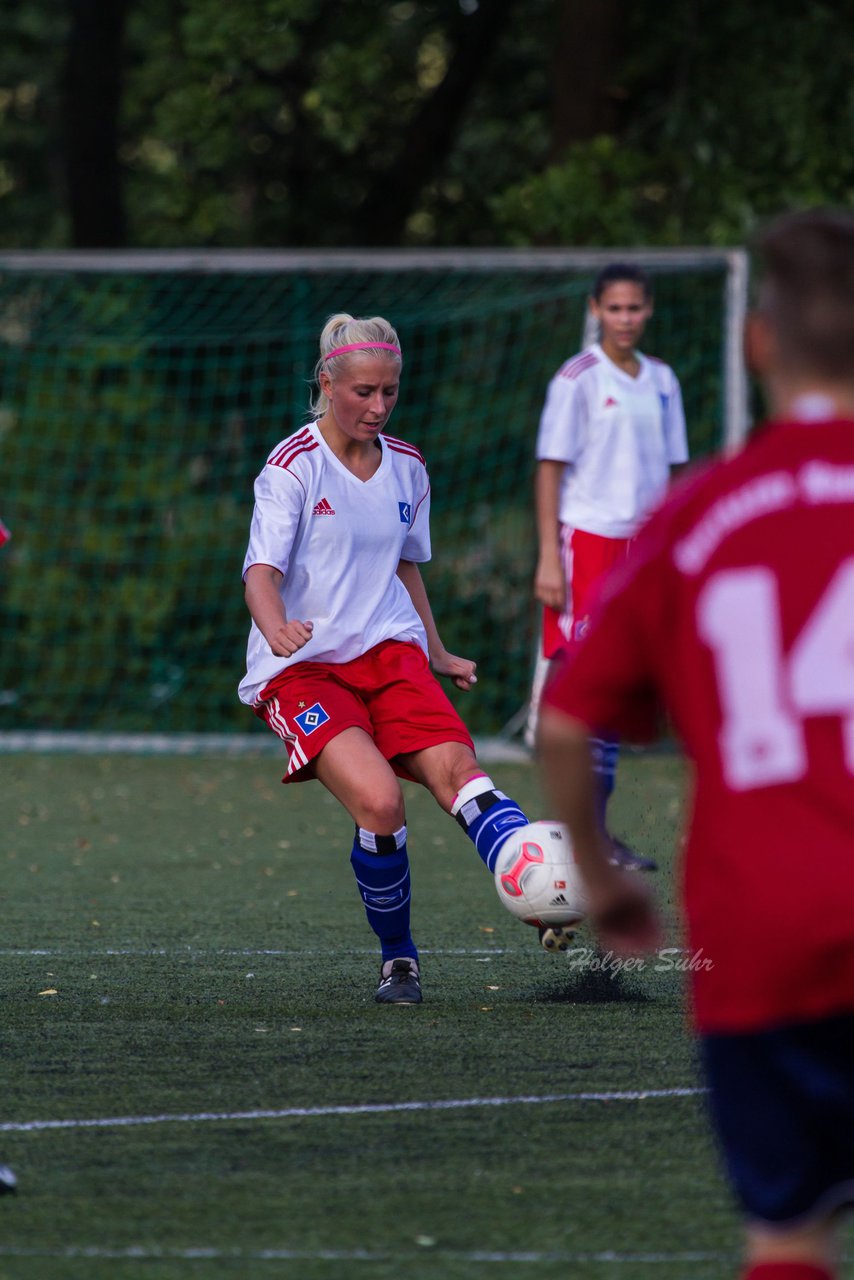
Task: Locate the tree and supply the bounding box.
[493,0,854,246]
[355,0,519,244]
[118,0,548,247]
[549,0,623,159]
[64,0,130,247]
[0,0,850,250]
[0,7,69,248]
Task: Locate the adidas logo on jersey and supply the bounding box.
[312,498,335,516]
[603,396,619,408]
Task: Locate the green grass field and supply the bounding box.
[2,751,851,1279]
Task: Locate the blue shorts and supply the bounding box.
[701,1011,854,1228]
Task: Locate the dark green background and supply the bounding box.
[0,260,727,734]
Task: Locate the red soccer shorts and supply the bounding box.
[253,639,475,782]
[542,526,632,659]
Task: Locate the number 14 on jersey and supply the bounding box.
[697,558,854,790]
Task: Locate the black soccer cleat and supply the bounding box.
[0,1165,17,1195]
[609,837,658,873]
[538,923,577,953]
[375,957,422,1005]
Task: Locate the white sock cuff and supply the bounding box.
[451,774,494,817]
[358,825,407,852]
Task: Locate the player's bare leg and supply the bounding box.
[314,726,406,831]
[401,740,531,882]
[396,739,483,814]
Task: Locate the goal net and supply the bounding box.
[0,248,748,746]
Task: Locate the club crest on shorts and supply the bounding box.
[398,501,411,524]
[294,702,330,734]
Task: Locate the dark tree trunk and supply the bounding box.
[64,0,130,247]
[252,0,351,248]
[550,0,622,160]
[356,0,519,246]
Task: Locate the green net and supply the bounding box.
[0,255,738,737]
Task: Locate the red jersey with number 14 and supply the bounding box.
[543,418,854,1034]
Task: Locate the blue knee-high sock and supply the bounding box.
[350,826,418,965]
[591,736,619,826]
[451,776,528,873]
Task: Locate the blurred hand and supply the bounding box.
[431,649,478,692]
[586,867,663,958]
[534,556,566,611]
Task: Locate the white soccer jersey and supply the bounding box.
[238,422,431,705]
[535,343,689,538]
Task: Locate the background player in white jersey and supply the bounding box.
[240,313,529,1004]
[533,263,688,875]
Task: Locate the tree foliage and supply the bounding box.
[494,0,854,245]
[0,0,850,249]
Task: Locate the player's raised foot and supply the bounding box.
[609,837,658,873]
[375,958,422,1005]
[538,923,576,953]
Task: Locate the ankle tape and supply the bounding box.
[453,790,502,830]
[356,826,407,855]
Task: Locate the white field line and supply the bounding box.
[0,946,696,958]
[0,1245,734,1265]
[0,1088,706,1135]
[1,946,512,958]
[0,731,532,763]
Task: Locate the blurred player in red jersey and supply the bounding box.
[537,209,854,1280]
[532,264,688,877]
[239,313,529,1005]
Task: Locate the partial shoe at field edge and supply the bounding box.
[609,837,658,873]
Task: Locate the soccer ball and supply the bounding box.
[493,820,587,928]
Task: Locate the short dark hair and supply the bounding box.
[754,207,854,381]
[591,262,653,301]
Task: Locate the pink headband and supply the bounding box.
[324,341,401,360]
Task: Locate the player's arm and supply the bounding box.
[534,459,566,610]
[665,372,689,484]
[537,706,662,957]
[243,563,313,658]
[243,461,314,658]
[396,559,477,691]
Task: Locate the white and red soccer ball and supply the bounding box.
[493,820,587,928]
